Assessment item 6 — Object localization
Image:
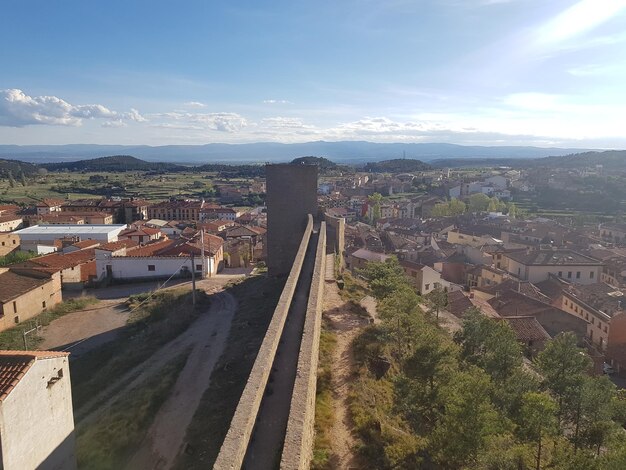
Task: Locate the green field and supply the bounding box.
[0,171,260,203]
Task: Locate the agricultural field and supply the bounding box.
[0,171,257,204]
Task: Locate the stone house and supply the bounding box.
[0,268,62,333]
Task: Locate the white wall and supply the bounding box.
[97,255,216,281]
[506,258,601,284]
[0,356,76,470]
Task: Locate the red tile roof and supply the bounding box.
[0,350,69,401]
[504,316,551,342]
[97,239,139,252]
[0,269,54,303]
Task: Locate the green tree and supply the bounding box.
[449,197,467,216]
[359,257,406,300]
[487,197,499,212]
[507,202,518,218]
[431,367,501,469]
[454,309,522,382]
[368,192,383,223]
[18,170,26,186]
[425,286,447,321]
[7,170,15,188]
[535,332,592,420]
[468,193,491,213]
[519,392,558,470]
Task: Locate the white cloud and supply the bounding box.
[260,117,311,129]
[535,0,626,46]
[263,99,292,104]
[0,88,146,128]
[150,111,248,132]
[123,108,147,122]
[183,101,206,108]
[102,120,127,128]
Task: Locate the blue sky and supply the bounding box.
[1,0,626,147]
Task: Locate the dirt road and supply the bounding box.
[39,300,128,355]
[127,291,238,470]
[324,283,370,469]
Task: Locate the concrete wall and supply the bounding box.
[0,355,76,470]
[266,164,318,276]
[214,215,313,470]
[281,222,327,470]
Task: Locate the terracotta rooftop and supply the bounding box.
[0,350,69,401]
[97,239,139,252]
[447,290,474,318]
[504,316,551,342]
[0,269,53,303]
[28,249,96,271]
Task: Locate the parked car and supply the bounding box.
[603,363,616,375]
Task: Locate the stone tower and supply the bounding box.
[266,163,318,276]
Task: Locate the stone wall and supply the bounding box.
[280,221,327,470]
[214,215,314,470]
[266,164,318,276]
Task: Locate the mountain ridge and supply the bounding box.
[0,141,597,164]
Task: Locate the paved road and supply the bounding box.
[242,230,319,469]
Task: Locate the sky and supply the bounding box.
[1,0,626,148]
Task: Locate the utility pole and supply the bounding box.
[191,251,196,308]
[201,228,207,278]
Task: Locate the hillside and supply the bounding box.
[0,158,39,177]
[362,158,432,173]
[41,155,184,172]
[532,150,626,170]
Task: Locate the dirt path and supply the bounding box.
[323,283,370,469]
[39,300,128,355]
[76,291,236,427]
[127,291,238,470]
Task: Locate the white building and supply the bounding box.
[0,351,76,470]
[15,224,127,253]
[503,249,603,284]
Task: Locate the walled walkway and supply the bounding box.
[241,230,319,469]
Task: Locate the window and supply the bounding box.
[12,240,16,244]
[558,271,563,277]
[196,264,202,271]
[592,317,595,324]
[568,271,572,278]
[14,316,19,324]
[425,284,430,291]
[13,301,17,313]
[576,271,581,279]
[42,301,46,309]
[590,271,595,279]
[148,265,156,271]
[1,241,4,246]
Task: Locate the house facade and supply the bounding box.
[0,350,76,470]
[503,249,602,285]
[0,268,62,333]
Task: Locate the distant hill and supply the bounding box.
[290,156,337,169]
[0,158,39,177]
[0,141,593,164]
[363,158,432,173]
[41,155,184,172]
[531,150,626,170]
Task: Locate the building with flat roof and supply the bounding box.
[15,225,127,253]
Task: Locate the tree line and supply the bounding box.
[348,258,626,469]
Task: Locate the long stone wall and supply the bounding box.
[280,221,327,470]
[214,215,314,470]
